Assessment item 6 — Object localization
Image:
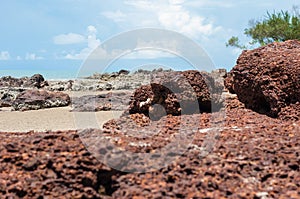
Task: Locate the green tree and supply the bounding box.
[226,6,300,49]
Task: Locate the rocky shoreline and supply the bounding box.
[0,40,299,198]
[0,68,226,112]
[0,96,298,198]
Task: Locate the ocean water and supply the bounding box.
[0,57,216,79]
[0,60,82,79]
[0,69,79,80]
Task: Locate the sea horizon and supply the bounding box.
[0,57,224,79]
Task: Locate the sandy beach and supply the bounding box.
[0,90,131,132]
[0,106,123,132]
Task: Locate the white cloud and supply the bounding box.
[123,0,222,38]
[87,25,97,35]
[184,0,234,8]
[25,53,43,60]
[0,51,10,60]
[53,33,85,45]
[64,25,100,60]
[102,10,126,22]
[87,25,100,50]
[124,49,175,59]
[158,8,219,37]
[136,39,179,51]
[169,0,185,5]
[16,56,22,60]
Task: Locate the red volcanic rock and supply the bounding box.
[0,94,299,198]
[225,40,300,120]
[99,94,300,198]
[279,102,300,121]
[0,131,121,198]
[0,74,48,88]
[12,89,71,111]
[129,70,223,120]
[0,88,26,107]
[72,91,132,112]
[27,74,48,88]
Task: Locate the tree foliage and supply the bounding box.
[226,6,300,49]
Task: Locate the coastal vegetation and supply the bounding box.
[226,6,300,49]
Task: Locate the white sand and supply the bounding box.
[0,90,132,132]
[0,106,123,133]
[65,89,134,97]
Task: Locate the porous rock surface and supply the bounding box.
[225,40,300,120]
[129,70,224,120]
[12,89,71,111]
[0,74,48,88]
[0,88,26,108]
[72,91,132,112]
[0,95,299,198]
[0,74,49,108]
[1,63,299,198]
[46,69,159,92]
[0,131,121,198]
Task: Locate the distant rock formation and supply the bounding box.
[71,91,132,112]
[128,70,224,120]
[225,40,300,120]
[12,89,70,111]
[0,74,48,88]
[0,88,26,107]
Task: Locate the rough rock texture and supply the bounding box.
[1,95,299,198]
[225,40,300,120]
[46,69,155,92]
[108,95,299,198]
[129,70,224,120]
[279,102,300,121]
[72,91,132,112]
[0,88,26,107]
[0,74,48,88]
[0,131,122,198]
[28,74,48,88]
[12,89,71,111]
[44,69,227,92]
[0,74,48,108]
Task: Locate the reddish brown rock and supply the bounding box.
[72,91,132,112]
[0,88,26,107]
[0,94,299,198]
[129,70,223,120]
[0,74,48,88]
[27,74,48,88]
[279,102,300,121]
[0,131,122,198]
[12,89,71,111]
[110,101,300,198]
[225,40,300,120]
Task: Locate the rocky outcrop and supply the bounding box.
[72,91,132,112]
[46,69,172,91]
[44,68,227,92]
[12,89,71,111]
[0,74,49,108]
[128,70,224,120]
[0,88,26,107]
[47,79,142,91]
[278,102,300,121]
[225,40,300,120]
[0,131,122,198]
[0,90,299,198]
[0,74,48,88]
[94,96,300,198]
[27,74,48,88]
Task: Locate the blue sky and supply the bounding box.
[0,0,299,78]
